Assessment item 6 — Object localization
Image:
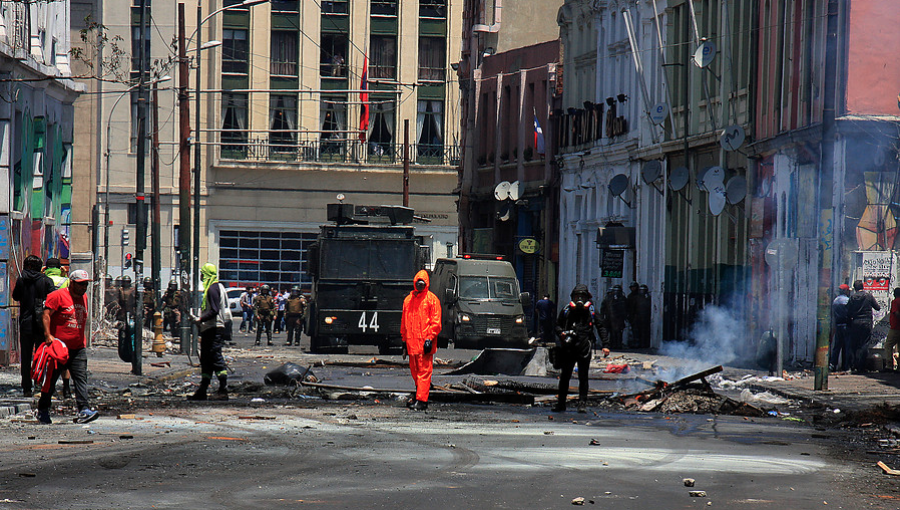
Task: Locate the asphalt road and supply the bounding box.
[0,329,890,509]
[0,394,872,509]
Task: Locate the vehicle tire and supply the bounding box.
[378,337,403,355]
[309,335,325,354]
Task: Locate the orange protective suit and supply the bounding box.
[401,269,442,402]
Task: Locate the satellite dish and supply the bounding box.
[641,161,662,184]
[497,202,511,221]
[697,166,724,191]
[669,166,689,191]
[708,185,727,216]
[650,103,669,125]
[725,176,748,205]
[720,125,746,152]
[608,174,630,197]
[693,40,717,68]
[336,193,345,201]
[494,181,510,201]
[508,181,521,201]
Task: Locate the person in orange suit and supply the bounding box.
[401,269,442,411]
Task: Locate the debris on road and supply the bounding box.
[877,461,900,475]
[689,490,708,497]
[684,478,695,487]
[264,363,317,386]
[571,497,585,505]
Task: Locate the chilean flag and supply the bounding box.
[533,110,545,155]
[359,56,369,142]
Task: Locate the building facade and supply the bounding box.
[75,0,463,302]
[1,1,82,363]
[458,0,565,313]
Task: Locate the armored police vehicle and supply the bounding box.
[430,254,530,349]
[305,203,429,354]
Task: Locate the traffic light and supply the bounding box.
[124,253,133,269]
[122,229,130,246]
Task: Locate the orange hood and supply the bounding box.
[412,269,430,292]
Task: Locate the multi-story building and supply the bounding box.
[203,0,462,291]
[458,0,564,307]
[1,1,83,363]
[556,0,755,348]
[74,0,462,299]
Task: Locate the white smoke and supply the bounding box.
[658,305,746,379]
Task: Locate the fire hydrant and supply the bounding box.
[152,311,166,357]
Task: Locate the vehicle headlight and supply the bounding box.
[324,316,335,325]
[460,314,471,322]
[515,316,525,324]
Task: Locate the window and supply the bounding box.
[320,34,348,77]
[271,31,298,76]
[371,0,398,17]
[321,0,349,15]
[271,0,299,13]
[219,230,317,289]
[366,98,395,158]
[320,96,347,158]
[130,25,150,72]
[418,37,446,82]
[419,0,446,18]
[223,0,248,9]
[222,29,249,75]
[221,93,248,156]
[370,35,397,80]
[416,100,443,161]
[269,94,297,153]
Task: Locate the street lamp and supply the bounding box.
[103,75,172,275]
[185,0,269,352]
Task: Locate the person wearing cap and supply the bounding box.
[43,258,69,290]
[401,270,441,411]
[884,288,900,373]
[38,269,98,424]
[830,284,851,372]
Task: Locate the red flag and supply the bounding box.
[359,56,369,142]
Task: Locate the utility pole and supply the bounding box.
[151,80,162,310]
[132,0,149,376]
[177,3,192,352]
[817,0,841,391]
[403,120,409,207]
[192,1,203,356]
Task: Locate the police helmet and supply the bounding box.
[639,284,649,291]
[122,275,132,286]
[261,284,271,292]
[168,279,178,289]
[291,285,301,292]
[612,284,622,291]
[630,281,640,288]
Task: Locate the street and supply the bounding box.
[0,397,870,509]
[0,330,896,509]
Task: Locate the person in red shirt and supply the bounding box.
[38,270,98,424]
[885,288,900,372]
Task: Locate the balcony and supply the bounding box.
[214,131,460,167]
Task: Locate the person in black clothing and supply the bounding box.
[846,279,881,373]
[553,284,610,413]
[829,284,851,372]
[188,263,232,401]
[534,294,556,344]
[602,284,627,349]
[11,255,55,397]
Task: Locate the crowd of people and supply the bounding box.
[238,285,309,346]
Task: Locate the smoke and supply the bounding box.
[657,305,747,380]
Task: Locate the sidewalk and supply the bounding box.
[3,343,900,415]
